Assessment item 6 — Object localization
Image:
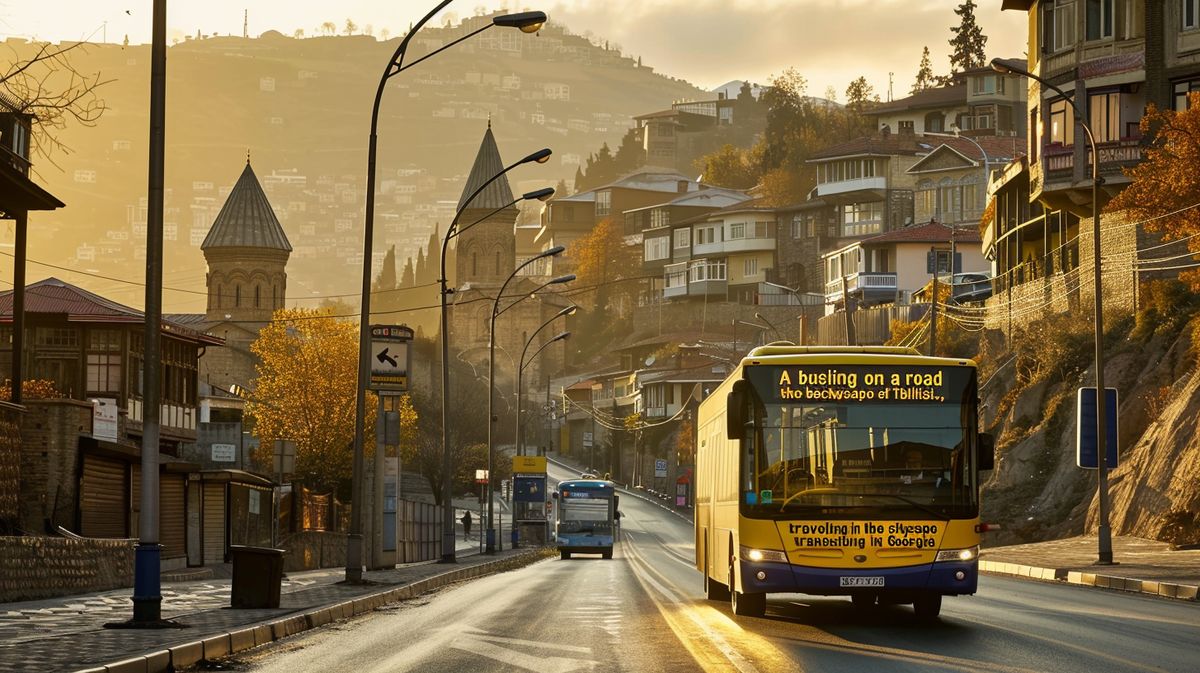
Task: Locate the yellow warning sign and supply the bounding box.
[512,455,547,474]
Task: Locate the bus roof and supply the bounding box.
[742,345,976,369]
[557,479,615,490]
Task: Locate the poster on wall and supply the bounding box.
[90,398,118,441]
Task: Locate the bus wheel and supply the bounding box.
[705,572,730,601]
[913,593,942,621]
[729,563,766,617]
[602,549,613,559]
[851,593,877,610]
[560,550,571,560]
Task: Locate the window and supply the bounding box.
[925,112,945,133]
[1175,80,1200,111]
[1089,91,1121,142]
[1185,0,1199,30]
[35,328,78,348]
[743,257,759,276]
[471,253,477,276]
[753,221,770,238]
[644,236,669,261]
[87,354,121,392]
[1043,0,1077,53]
[899,120,915,133]
[254,285,260,309]
[730,223,745,239]
[1030,108,1040,162]
[972,75,997,95]
[650,209,670,228]
[696,227,719,245]
[1049,98,1076,146]
[674,228,691,249]
[595,190,611,216]
[841,202,883,237]
[688,259,726,282]
[1086,0,1114,40]
[235,285,241,308]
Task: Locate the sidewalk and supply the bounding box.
[0,541,551,673]
[980,535,1200,601]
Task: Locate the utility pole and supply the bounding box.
[930,264,939,357]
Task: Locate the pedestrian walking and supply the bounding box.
[461,510,472,540]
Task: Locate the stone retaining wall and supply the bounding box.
[0,536,136,602]
[0,403,22,532]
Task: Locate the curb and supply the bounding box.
[75,548,555,673]
[979,560,1199,601]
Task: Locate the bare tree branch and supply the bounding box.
[1,40,112,169]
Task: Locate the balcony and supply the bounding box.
[824,271,898,305]
[814,176,887,199]
[1042,139,1142,180]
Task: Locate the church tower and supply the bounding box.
[202,160,292,323]
[454,125,518,288]
[198,160,291,393]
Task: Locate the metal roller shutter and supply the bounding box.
[160,475,187,559]
[80,454,128,538]
[203,482,227,564]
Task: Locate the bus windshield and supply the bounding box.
[741,364,978,519]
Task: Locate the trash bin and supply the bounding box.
[229,545,286,609]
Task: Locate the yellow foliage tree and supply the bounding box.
[248,307,376,493]
[570,217,640,310]
[1106,93,1200,289]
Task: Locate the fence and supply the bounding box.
[817,303,930,346]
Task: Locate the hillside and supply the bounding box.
[980,296,1200,548]
[5,21,706,311]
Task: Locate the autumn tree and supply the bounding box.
[948,1,988,81]
[1,40,109,165]
[570,217,640,311]
[912,46,937,94]
[344,19,359,36]
[695,144,758,190]
[1106,95,1200,289]
[248,308,375,494]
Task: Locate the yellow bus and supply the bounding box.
[695,345,994,620]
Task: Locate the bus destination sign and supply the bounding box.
[748,365,972,405]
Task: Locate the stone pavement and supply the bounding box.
[980,535,1200,600]
[0,542,552,673]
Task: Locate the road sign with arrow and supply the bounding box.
[369,324,414,392]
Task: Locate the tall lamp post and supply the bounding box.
[516,305,577,455]
[991,58,1113,565]
[488,249,573,552]
[349,2,547,582]
[440,183,554,563]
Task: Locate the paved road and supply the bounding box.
[229,463,1199,673]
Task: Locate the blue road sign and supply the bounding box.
[1076,387,1118,469]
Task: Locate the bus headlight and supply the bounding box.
[740,545,788,563]
[935,546,978,562]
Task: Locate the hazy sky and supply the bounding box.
[1,1,1028,100]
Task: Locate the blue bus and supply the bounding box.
[554,479,619,559]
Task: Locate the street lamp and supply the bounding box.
[439,183,553,563]
[348,1,548,583]
[516,306,578,456]
[754,312,783,341]
[488,249,571,552]
[990,58,1113,566]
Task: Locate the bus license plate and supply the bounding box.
[840,576,884,587]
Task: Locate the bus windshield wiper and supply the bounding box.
[854,494,950,520]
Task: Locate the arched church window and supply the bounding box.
[255,285,261,308]
[495,250,500,275]
[235,285,241,308]
[217,285,222,309]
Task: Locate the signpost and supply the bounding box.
[1077,387,1119,469]
[368,324,414,392]
[654,459,668,478]
[91,398,119,441]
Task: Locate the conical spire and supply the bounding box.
[202,162,292,251]
[456,126,515,212]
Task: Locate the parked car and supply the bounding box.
[949,272,993,303]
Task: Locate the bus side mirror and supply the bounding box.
[551,492,559,500]
[613,494,619,512]
[727,380,748,440]
[977,433,995,471]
